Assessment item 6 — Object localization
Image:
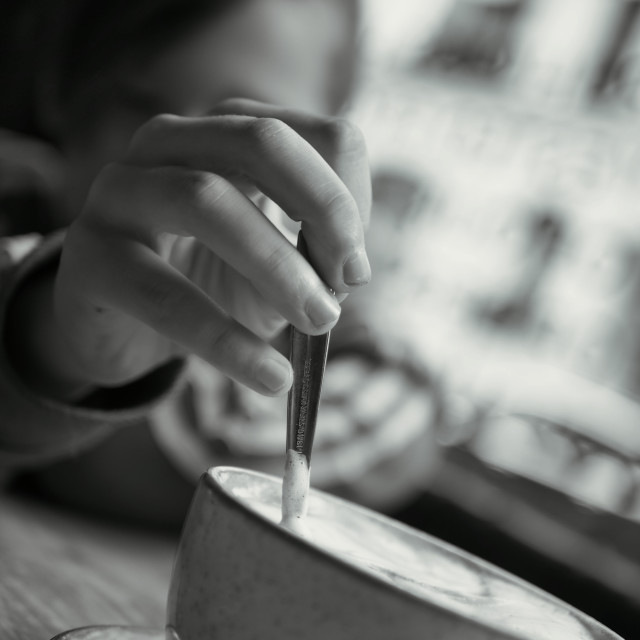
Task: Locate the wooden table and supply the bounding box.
[0,492,177,640]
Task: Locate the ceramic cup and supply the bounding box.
[166,467,622,640]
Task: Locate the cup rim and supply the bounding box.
[203,466,618,640]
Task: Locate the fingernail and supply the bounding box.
[343,250,371,286]
[257,358,292,393]
[306,293,341,329]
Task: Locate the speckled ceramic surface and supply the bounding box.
[166,466,624,640]
[51,626,163,640]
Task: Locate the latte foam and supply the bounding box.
[232,474,598,640]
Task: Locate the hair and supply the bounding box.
[0,0,238,142]
[0,0,361,144]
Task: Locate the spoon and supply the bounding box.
[280,233,332,535]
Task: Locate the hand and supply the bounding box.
[54,100,371,396]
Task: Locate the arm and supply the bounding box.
[0,233,186,472]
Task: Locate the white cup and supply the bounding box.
[166,466,623,640]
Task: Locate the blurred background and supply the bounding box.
[348,1,640,637]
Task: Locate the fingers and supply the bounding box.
[89,236,293,396]
[125,107,371,293]
[168,236,287,341]
[92,164,342,335]
[209,98,372,228]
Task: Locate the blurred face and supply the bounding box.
[132,0,351,115]
[59,0,352,221]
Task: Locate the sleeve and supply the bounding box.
[0,230,188,471]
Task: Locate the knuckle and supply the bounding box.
[214,97,255,114]
[171,170,231,211]
[193,174,232,214]
[148,283,186,325]
[139,113,180,139]
[325,188,358,216]
[322,189,361,239]
[246,117,291,150]
[263,242,296,279]
[205,322,237,364]
[128,113,181,158]
[153,284,177,318]
[323,117,366,156]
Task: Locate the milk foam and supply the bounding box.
[238,475,596,640]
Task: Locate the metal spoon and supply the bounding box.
[286,232,331,465]
[281,233,331,535]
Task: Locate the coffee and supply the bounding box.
[240,477,594,640]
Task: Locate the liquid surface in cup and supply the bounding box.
[222,470,611,640]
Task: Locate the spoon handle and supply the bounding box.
[286,233,331,465]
